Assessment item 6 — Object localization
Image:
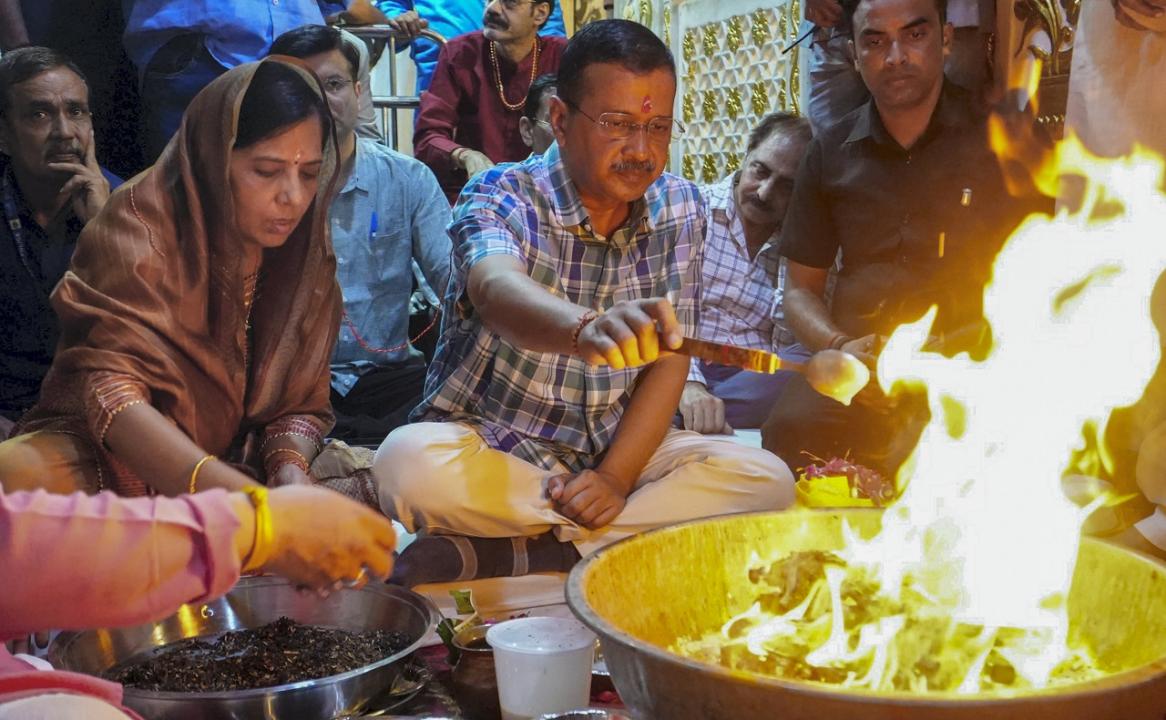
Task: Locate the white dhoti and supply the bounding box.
[373,422,795,556]
[1065,0,1166,158]
[0,694,134,720]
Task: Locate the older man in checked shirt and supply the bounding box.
[679,112,813,435]
[372,20,793,587]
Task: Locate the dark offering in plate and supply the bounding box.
[106,616,409,692]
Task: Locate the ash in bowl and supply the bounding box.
[106,617,409,692]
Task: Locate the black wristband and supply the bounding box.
[828,333,853,351]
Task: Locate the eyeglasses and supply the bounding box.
[484,0,536,10]
[321,77,354,94]
[564,100,686,141]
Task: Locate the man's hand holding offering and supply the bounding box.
[574,297,683,370]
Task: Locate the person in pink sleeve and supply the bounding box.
[0,484,397,719]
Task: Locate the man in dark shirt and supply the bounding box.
[763,0,1030,475]
[0,47,120,435]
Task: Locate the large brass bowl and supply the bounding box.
[566,510,1166,720]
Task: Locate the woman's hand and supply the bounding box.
[269,463,314,487]
[257,486,397,592]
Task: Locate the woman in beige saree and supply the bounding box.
[0,58,345,497]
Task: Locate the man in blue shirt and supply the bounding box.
[374,0,566,93]
[0,48,121,436]
[124,0,387,161]
[271,25,451,444]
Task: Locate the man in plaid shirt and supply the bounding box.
[373,20,793,586]
[679,113,814,434]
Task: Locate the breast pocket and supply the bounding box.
[368,230,414,297]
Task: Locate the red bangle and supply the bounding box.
[571,310,600,355]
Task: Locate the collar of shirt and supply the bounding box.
[0,159,84,244]
[844,80,971,149]
[542,142,655,248]
[339,142,372,196]
[704,172,780,258]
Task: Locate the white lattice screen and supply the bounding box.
[613,0,806,183]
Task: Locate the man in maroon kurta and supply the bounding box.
[414,0,566,200]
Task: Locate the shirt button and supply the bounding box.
[900,254,909,263]
[901,213,911,225]
[272,0,279,5]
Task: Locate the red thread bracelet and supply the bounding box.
[571,310,600,355]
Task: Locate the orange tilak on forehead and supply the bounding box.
[641,95,653,113]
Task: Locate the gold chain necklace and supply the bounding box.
[489,37,539,112]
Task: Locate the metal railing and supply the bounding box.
[343,25,447,151]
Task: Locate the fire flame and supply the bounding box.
[675,121,1166,692]
[863,134,1166,688]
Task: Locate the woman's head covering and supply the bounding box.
[23,58,342,472]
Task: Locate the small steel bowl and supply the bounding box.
[49,576,440,720]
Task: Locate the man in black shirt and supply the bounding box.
[763,0,1031,475]
[0,47,119,436]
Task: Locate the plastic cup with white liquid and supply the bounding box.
[486,616,597,720]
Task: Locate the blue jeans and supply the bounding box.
[699,344,813,429]
[140,34,228,162]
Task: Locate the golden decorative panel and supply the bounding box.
[726,87,743,120]
[1013,0,1079,76]
[663,3,672,46]
[751,9,771,46]
[702,24,719,57]
[702,89,718,123]
[701,154,719,184]
[726,15,744,53]
[639,0,653,28]
[678,6,803,186]
[751,80,770,117]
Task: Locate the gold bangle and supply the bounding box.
[188,454,216,494]
[240,485,274,574]
[263,448,311,474]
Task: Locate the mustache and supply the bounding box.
[743,193,773,211]
[484,12,508,28]
[46,144,83,158]
[611,160,655,174]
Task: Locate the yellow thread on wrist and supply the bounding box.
[240,485,274,574]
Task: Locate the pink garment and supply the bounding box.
[0,489,244,714]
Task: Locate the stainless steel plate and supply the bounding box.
[49,576,440,720]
